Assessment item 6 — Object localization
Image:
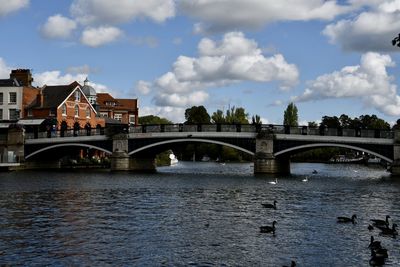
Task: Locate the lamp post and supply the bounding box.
[392,34,400,47]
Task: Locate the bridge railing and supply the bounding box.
[23,123,394,139]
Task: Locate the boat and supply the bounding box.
[169,153,178,165]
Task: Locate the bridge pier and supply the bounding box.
[391,130,400,176]
[254,132,290,175]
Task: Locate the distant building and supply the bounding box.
[0,69,39,121]
[96,93,138,125]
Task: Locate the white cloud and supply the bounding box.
[293,52,400,116]
[33,70,112,94]
[66,64,99,75]
[179,0,353,33]
[0,58,11,78]
[323,0,400,52]
[143,31,299,109]
[0,0,29,17]
[136,80,152,95]
[41,14,77,39]
[70,0,175,25]
[80,26,123,47]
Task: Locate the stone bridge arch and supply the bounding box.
[274,143,393,163]
[25,143,112,160]
[128,138,255,156]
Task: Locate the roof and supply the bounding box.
[29,81,81,109]
[18,119,45,125]
[0,78,21,87]
[97,93,137,112]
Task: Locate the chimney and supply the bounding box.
[36,90,44,107]
[10,69,33,87]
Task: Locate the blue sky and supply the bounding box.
[2,0,400,125]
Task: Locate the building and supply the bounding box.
[25,81,105,137]
[0,69,39,121]
[96,93,138,125]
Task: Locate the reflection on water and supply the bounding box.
[0,162,399,266]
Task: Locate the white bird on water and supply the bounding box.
[268,178,278,185]
[302,176,308,182]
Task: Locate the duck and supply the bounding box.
[368,236,381,250]
[262,200,277,209]
[371,215,390,227]
[260,221,277,233]
[337,214,357,224]
[283,260,296,267]
[268,178,278,185]
[379,223,398,237]
[312,169,318,174]
[373,247,388,259]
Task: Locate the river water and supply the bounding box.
[0,162,399,266]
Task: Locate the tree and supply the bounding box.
[225,106,249,124]
[320,116,340,128]
[308,121,318,128]
[283,102,298,126]
[359,114,390,129]
[251,115,262,125]
[184,106,211,124]
[211,109,225,123]
[139,115,172,124]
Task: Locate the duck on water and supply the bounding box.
[260,221,277,234]
[262,200,277,209]
[337,214,357,224]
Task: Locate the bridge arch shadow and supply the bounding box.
[128,138,255,156]
[25,143,113,160]
[274,143,393,163]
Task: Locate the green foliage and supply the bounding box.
[184,106,211,124]
[139,115,172,124]
[320,114,389,129]
[283,102,298,126]
[308,121,318,128]
[226,106,249,124]
[211,110,225,123]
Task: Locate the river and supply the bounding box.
[0,162,399,266]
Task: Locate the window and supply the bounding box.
[9,92,17,104]
[86,107,91,118]
[129,115,136,124]
[49,108,55,116]
[0,93,3,105]
[114,113,122,121]
[9,109,18,120]
[74,105,79,117]
[0,109,2,120]
[100,112,108,117]
[27,109,32,117]
[75,91,81,102]
[62,104,67,115]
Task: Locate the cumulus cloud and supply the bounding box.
[80,26,123,47]
[66,64,99,75]
[33,70,110,94]
[70,0,175,25]
[179,0,353,33]
[136,80,152,95]
[293,52,400,116]
[41,14,77,39]
[142,32,298,111]
[323,0,400,52]
[0,58,11,78]
[0,0,29,17]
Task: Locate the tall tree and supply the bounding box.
[320,116,340,128]
[251,115,262,125]
[184,105,211,124]
[211,109,225,123]
[283,102,298,126]
[226,106,249,124]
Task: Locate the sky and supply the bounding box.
[2,0,400,125]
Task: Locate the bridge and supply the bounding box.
[19,123,400,175]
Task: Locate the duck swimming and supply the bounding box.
[337,214,357,224]
[260,221,277,233]
[380,223,398,236]
[262,200,277,209]
[368,236,381,250]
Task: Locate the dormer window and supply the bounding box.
[75,91,81,102]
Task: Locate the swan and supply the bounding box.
[371,215,390,227]
[268,178,278,185]
[260,221,277,233]
[302,176,308,182]
[262,200,277,209]
[337,214,357,224]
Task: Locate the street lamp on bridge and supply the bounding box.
[392,33,400,47]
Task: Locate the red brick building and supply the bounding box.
[25,81,105,135]
[96,93,139,125]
